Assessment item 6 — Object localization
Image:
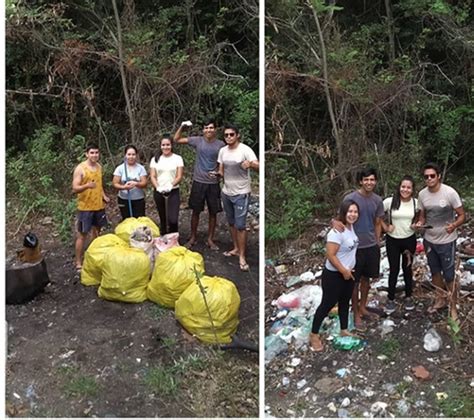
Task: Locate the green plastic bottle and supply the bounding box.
[332,335,365,351]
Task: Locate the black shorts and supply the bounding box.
[77,210,107,234]
[354,245,380,282]
[188,181,222,214]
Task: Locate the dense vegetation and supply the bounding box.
[265,0,473,241]
[6,0,258,240]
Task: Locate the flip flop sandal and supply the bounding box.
[354,322,367,333]
[223,251,238,257]
[207,243,219,251]
[239,263,250,272]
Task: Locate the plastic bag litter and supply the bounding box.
[274,285,322,311]
[98,247,151,303]
[81,234,128,286]
[423,327,442,352]
[175,276,240,344]
[154,232,180,254]
[147,246,204,308]
[114,217,160,243]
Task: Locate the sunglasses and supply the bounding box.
[424,174,437,180]
[224,133,236,138]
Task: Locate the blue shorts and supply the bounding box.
[424,239,456,282]
[222,193,249,231]
[77,210,107,234]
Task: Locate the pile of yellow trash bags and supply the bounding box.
[80,217,240,344]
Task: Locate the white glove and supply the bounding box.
[181,120,193,128]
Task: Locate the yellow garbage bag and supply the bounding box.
[114,217,160,243]
[98,247,151,303]
[147,246,204,308]
[81,234,128,286]
[175,276,240,344]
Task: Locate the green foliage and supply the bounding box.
[447,316,462,346]
[435,381,474,417]
[376,337,401,361]
[143,366,180,396]
[6,124,85,242]
[266,158,318,241]
[64,375,100,398]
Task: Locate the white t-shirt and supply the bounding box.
[325,227,359,272]
[217,143,258,196]
[113,163,147,200]
[149,153,184,190]
[383,197,418,239]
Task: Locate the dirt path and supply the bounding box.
[6,199,259,417]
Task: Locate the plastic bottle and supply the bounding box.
[332,335,365,351]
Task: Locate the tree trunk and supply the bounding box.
[308,1,348,189]
[384,0,396,64]
[112,0,136,144]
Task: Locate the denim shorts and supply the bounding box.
[222,193,249,230]
[77,210,107,234]
[424,239,456,282]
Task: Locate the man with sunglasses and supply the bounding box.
[174,118,225,250]
[415,163,465,320]
[217,124,259,272]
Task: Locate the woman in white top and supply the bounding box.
[309,200,360,352]
[382,175,419,313]
[149,136,184,234]
[112,145,148,220]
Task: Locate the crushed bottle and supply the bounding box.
[332,335,366,351]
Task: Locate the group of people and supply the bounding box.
[72,118,259,273]
[309,165,465,352]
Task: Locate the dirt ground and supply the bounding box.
[5,197,259,418]
[265,222,474,418]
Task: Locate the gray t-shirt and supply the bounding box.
[344,191,384,249]
[218,143,258,196]
[325,227,359,272]
[418,184,462,244]
[188,136,225,184]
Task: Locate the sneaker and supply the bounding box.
[404,297,415,311]
[385,300,396,314]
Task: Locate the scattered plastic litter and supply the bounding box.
[341,397,350,407]
[296,379,307,389]
[423,327,442,352]
[265,335,288,363]
[274,265,288,275]
[336,368,349,378]
[300,271,316,282]
[396,399,410,416]
[436,392,448,400]
[282,377,290,387]
[286,276,302,288]
[333,336,366,351]
[370,401,388,416]
[327,402,337,413]
[380,319,396,336]
[338,408,349,418]
[290,357,301,367]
